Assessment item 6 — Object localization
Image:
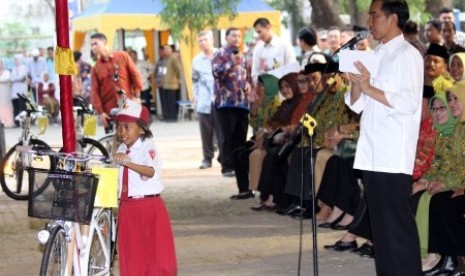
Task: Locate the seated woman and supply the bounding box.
[230,73,281,199]
[449,52,465,84]
[38,72,59,123]
[423,83,465,275]
[250,72,305,211]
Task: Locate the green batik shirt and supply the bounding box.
[249,96,282,130]
[423,122,465,190]
[311,84,354,147]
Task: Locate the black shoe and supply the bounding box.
[251,204,265,211]
[230,191,255,200]
[331,223,350,231]
[290,208,312,220]
[318,213,345,229]
[324,240,358,251]
[352,243,374,258]
[423,256,457,276]
[222,170,235,177]
[199,160,212,169]
[286,205,304,216]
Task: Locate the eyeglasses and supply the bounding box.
[430,106,447,112]
[91,42,98,46]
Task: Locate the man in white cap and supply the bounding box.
[27,48,47,102]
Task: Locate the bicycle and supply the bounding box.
[22,147,117,276]
[72,96,110,162]
[0,94,55,200]
[93,89,129,158]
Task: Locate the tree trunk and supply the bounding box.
[309,0,345,28]
[425,0,454,18]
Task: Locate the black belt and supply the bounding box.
[128,194,160,199]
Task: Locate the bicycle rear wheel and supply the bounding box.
[96,133,118,157]
[40,225,68,276]
[88,208,113,275]
[0,139,55,200]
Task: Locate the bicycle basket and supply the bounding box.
[26,168,99,224]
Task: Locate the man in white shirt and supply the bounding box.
[345,1,423,275]
[27,49,47,102]
[251,17,296,84]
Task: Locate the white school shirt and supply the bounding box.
[344,34,424,175]
[117,138,164,197]
[251,34,296,84]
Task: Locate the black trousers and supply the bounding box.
[232,144,253,193]
[216,107,248,173]
[141,87,152,112]
[317,156,361,215]
[428,191,465,256]
[362,171,422,276]
[162,89,179,121]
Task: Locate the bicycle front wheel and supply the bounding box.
[40,225,68,276]
[0,139,55,200]
[88,208,113,275]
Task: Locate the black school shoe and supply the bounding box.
[230,191,255,200]
[352,243,375,258]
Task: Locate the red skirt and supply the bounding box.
[118,197,177,276]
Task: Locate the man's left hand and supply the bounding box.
[352,61,372,92]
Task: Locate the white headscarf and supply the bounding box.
[41,71,51,90]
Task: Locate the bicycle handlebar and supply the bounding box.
[18,93,38,113]
[16,145,111,164]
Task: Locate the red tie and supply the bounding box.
[121,150,130,200]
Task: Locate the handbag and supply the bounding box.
[334,138,357,159]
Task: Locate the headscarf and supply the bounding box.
[430,92,456,136]
[41,71,51,90]
[449,52,465,82]
[448,82,465,122]
[266,73,301,129]
[258,74,279,102]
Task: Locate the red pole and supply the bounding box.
[55,0,76,153]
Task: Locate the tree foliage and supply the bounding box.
[0,22,31,57]
[160,0,240,44]
[267,0,305,41]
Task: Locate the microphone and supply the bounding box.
[333,33,365,54]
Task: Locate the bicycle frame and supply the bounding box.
[45,207,114,276]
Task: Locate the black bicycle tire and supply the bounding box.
[81,137,110,159]
[88,208,113,275]
[96,133,117,157]
[0,139,55,200]
[40,225,67,276]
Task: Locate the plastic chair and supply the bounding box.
[177,100,195,122]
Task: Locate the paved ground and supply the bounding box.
[0,120,376,275]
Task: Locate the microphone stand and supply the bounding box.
[281,47,346,276]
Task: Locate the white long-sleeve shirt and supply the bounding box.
[251,34,296,84]
[345,34,424,175]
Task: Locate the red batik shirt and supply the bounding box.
[91,51,143,115]
[413,116,435,180]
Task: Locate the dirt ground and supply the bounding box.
[0,121,375,275]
